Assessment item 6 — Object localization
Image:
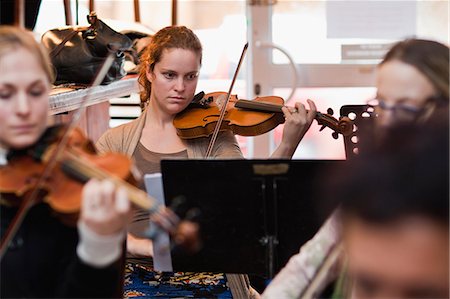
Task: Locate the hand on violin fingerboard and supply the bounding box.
[272,99,318,158]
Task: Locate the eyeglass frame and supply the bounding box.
[366,95,444,118]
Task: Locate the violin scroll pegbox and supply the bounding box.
[315,108,354,139]
[148,195,203,255]
[170,196,202,254]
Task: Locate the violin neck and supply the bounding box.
[235,99,283,113]
[233,98,354,137]
[62,151,154,211]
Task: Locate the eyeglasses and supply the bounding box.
[367,99,426,119]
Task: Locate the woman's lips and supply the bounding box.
[169,96,186,103]
[11,124,35,133]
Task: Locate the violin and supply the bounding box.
[174,91,354,140]
[0,125,200,257]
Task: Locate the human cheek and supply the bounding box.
[0,101,14,139]
[185,79,198,97]
[34,95,49,122]
[374,107,395,129]
[30,96,49,140]
[0,109,11,148]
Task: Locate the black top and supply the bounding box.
[1,202,123,298]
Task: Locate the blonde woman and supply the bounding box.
[0,25,130,298]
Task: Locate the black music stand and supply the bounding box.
[159,159,343,278]
[340,104,376,159]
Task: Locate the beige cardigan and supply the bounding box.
[95,112,256,298]
[96,110,243,159]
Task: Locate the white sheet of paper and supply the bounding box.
[144,173,173,272]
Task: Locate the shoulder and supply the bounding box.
[96,118,141,154]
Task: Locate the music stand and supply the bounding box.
[340,104,376,159]
[157,159,343,278]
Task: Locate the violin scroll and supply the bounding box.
[234,97,354,139]
[315,111,354,139]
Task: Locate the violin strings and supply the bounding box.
[205,43,248,158]
[62,151,181,236]
[63,151,156,211]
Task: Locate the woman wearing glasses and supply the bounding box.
[370,38,448,140]
[261,38,449,299]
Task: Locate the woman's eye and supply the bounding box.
[163,72,176,79]
[187,73,198,80]
[0,89,12,100]
[29,88,45,97]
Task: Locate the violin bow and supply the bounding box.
[205,43,248,158]
[0,47,119,260]
[299,241,344,299]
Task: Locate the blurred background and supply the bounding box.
[30,0,449,159]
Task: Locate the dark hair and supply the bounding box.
[380,39,449,101]
[324,112,449,226]
[138,25,202,110]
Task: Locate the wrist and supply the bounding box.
[77,221,126,268]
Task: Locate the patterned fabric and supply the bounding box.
[124,262,233,298]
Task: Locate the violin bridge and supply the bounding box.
[214,94,228,111]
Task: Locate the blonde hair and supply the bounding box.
[0,25,54,83]
[138,25,202,110]
[380,39,449,101]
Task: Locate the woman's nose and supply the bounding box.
[15,92,31,116]
[174,77,185,91]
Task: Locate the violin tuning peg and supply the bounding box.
[332,132,339,139]
[327,108,334,115]
[319,125,326,132]
[185,208,202,221]
[170,195,188,214]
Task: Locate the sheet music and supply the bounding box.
[144,173,173,272]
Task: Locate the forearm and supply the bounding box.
[270,141,298,159]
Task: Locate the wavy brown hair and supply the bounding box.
[138,25,202,111]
